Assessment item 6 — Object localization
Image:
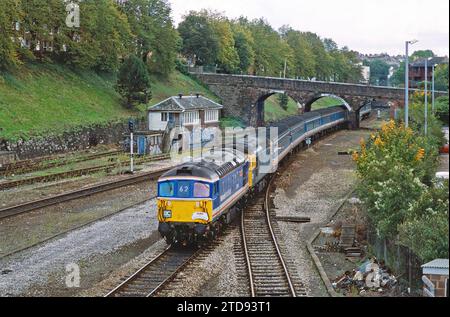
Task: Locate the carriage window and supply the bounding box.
[194,182,210,198]
[177,181,191,198]
[159,182,175,197]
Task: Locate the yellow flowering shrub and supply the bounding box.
[354,120,440,238]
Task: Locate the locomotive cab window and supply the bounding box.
[194,182,211,198]
[159,181,175,197]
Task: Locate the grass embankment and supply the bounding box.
[311,97,343,110]
[264,95,299,122]
[265,95,344,122]
[0,63,217,142]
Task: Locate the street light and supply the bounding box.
[424,57,432,136]
[405,40,418,128]
[432,63,438,113]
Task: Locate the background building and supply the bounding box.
[409,57,449,88]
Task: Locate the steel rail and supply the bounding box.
[105,246,172,297]
[264,176,297,297]
[0,167,170,220]
[105,246,198,297]
[240,201,256,297]
[0,153,170,190]
[241,177,298,297]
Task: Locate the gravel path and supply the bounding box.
[0,199,159,297]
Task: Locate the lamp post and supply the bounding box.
[405,40,418,128]
[424,57,430,136]
[432,63,438,113]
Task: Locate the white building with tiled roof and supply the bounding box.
[147,94,223,132]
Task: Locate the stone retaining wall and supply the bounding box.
[0,118,146,160]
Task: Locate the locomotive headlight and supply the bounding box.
[163,210,172,219]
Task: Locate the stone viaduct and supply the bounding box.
[194,73,447,128]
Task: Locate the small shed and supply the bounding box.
[422,259,449,297]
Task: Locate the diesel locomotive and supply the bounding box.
[157,105,359,244]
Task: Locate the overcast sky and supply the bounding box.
[169,0,449,56]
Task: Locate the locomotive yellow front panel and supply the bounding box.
[158,199,213,225]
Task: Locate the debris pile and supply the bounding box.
[315,223,365,257]
[332,257,398,296]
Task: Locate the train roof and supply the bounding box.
[160,149,246,181]
[270,106,346,135]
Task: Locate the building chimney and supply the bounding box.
[178,94,183,99]
[196,93,200,98]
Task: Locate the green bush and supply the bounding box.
[354,119,448,261]
[398,181,449,262]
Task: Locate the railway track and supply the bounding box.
[0,153,170,191]
[241,177,306,297]
[0,168,170,220]
[106,177,306,298]
[0,197,154,260]
[106,246,199,297]
[107,225,237,297]
[0,149,122,176]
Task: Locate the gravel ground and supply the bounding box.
[0,198,160,297]
[156,225,243,297]
[272,129,371,297]
[0,180,157,257]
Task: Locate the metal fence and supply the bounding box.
[367,228,423,294]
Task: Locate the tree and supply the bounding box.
[391,61,405,87]
[178,11,219,66]
[20,0,67,61]
[410,50,435,59]
[120,0,179,77]
[277,93,289,110]
[208,13,239,73]
[303,32,333,80]
[354,121,439,238]
[434,96,449,124]
[64,0,133,72]
[281,27,316,79]
[323,38,338,52]
[365,59,390,85]
[434,63,449,91]
[0,0,22,70]
[232,25,255,74]
[116,55,151,108]
[244,18,291,77]
[398,182,449,262]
